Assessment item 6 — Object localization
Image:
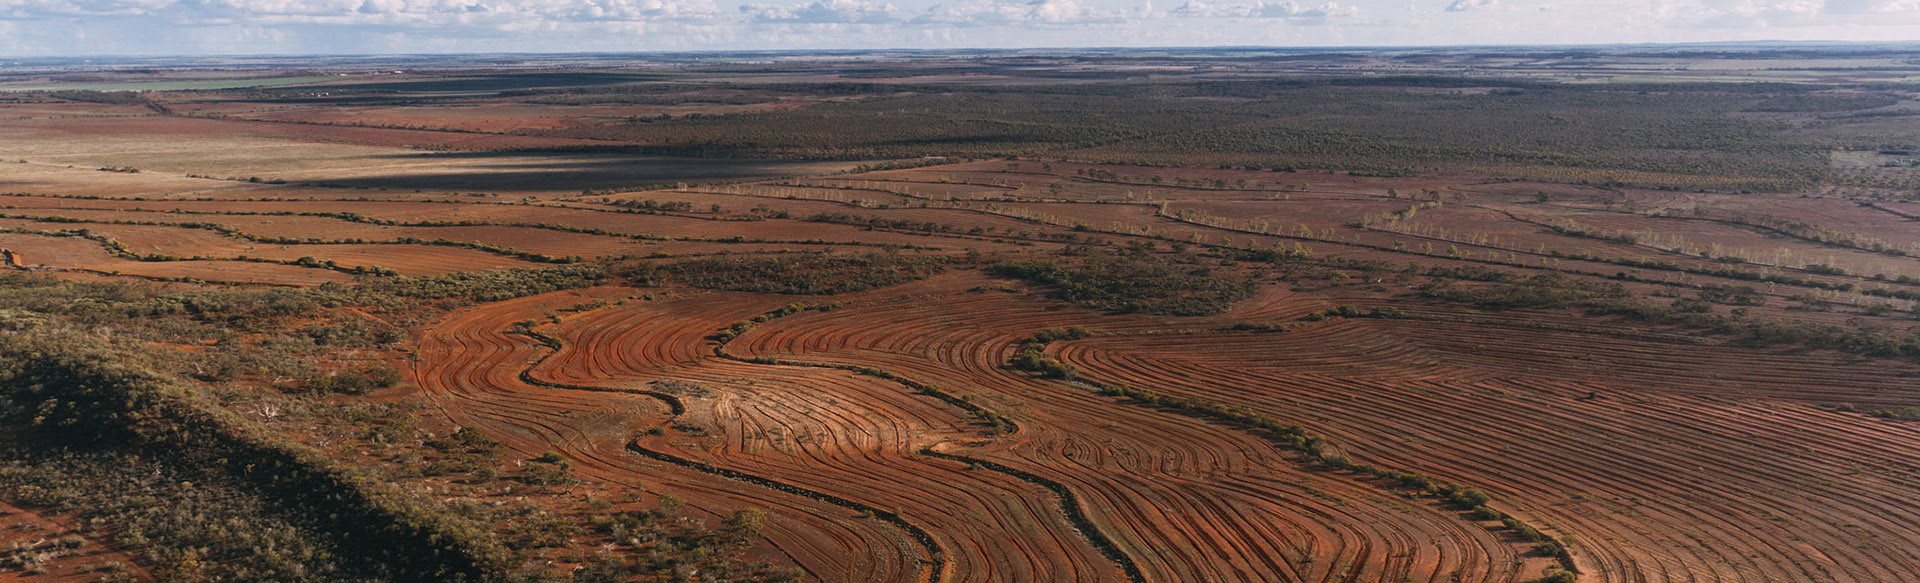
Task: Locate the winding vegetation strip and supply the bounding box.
[512,326,687,416]
[1015,328,1582,578]
[916,449,1147,583]
[620,443,946,583]
[710,304,1147,583]
[507,304,945,583]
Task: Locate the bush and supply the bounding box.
[1503,518,1547,542]
[426,428,502,456]
[1010,347,1078,379]
[723,507,769,537]
[300,363,402,395]
[1422,274,1631,310]
[1030,326,1094,343]
[1009,327,1098,379]
[1442,485,1492,509]
[1467,505,1505,521]
[621,253,947,295]
[362,265,606,302]
[518,462,574,486]
[1535,569,1578,583]
[992,253,1255,316]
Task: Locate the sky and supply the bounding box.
[0,0,1912,55]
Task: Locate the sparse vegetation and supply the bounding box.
[618,253,948,295]
[993,253,1254,315]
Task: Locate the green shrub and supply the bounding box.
[993,254,1255,316]
[1535,569,1578,583]
[300,363,402,395]
[621,253,947,295]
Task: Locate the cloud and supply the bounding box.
[1256,0,1357,19]
[1168,0,1220,16]
[0,0,173,18]
[1818,0,1920,13]
[1682,0,1825,27]
[1170,0,1356,19]
[0,0,722,24]
[5,0,1920,54]
[742,0,895,23]
[917,0,1127,26]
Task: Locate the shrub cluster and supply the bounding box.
[621,253,947,295]
[992,254,1255,316]
[1009,327,1094,379]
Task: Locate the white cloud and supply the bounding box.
[1,0,1919,54]
[1682,0,1825,27]
[0,0,721,24]
[917,0,1127,25]
[1172,0,1356,19]
[1832,0,1920,12]
[743,0,895,23]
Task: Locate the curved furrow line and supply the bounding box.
[528,293,1121,582]
[410,290,920,582]
[724,282,1529,582]
[1053,321,1920,582]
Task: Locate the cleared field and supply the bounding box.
[0,232,352,285]
[0,196,973,248]
[0,208,635,254]
[0,160,260,198]
[1169,198,1416,232]
[527,291,1121,582]
[1051,318,1920,581]
[0,101,157,119]
[1553,209,1920,280]
[227,244,537,275]
[0,75,337,92]
[226,100,814,133]
[0,116,860,193]
[412,289,929,582]
[724,273,1545,582]
[0,218,540,275]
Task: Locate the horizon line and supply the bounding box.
[8,39,1920,62]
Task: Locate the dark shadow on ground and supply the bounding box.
[300,151,862,192]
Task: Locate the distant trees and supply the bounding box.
[605,198,694,212]
[546,80,1838,192]
[1421,274,1630,310]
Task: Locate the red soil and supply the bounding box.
[0,501,148,582]
[721,273,1541,582]
[410,289,926,582]
[8,154,1920,581]
[0,232,351,286]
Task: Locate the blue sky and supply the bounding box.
[0,0,1913,55]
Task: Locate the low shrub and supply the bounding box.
[992,254,1255,316]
